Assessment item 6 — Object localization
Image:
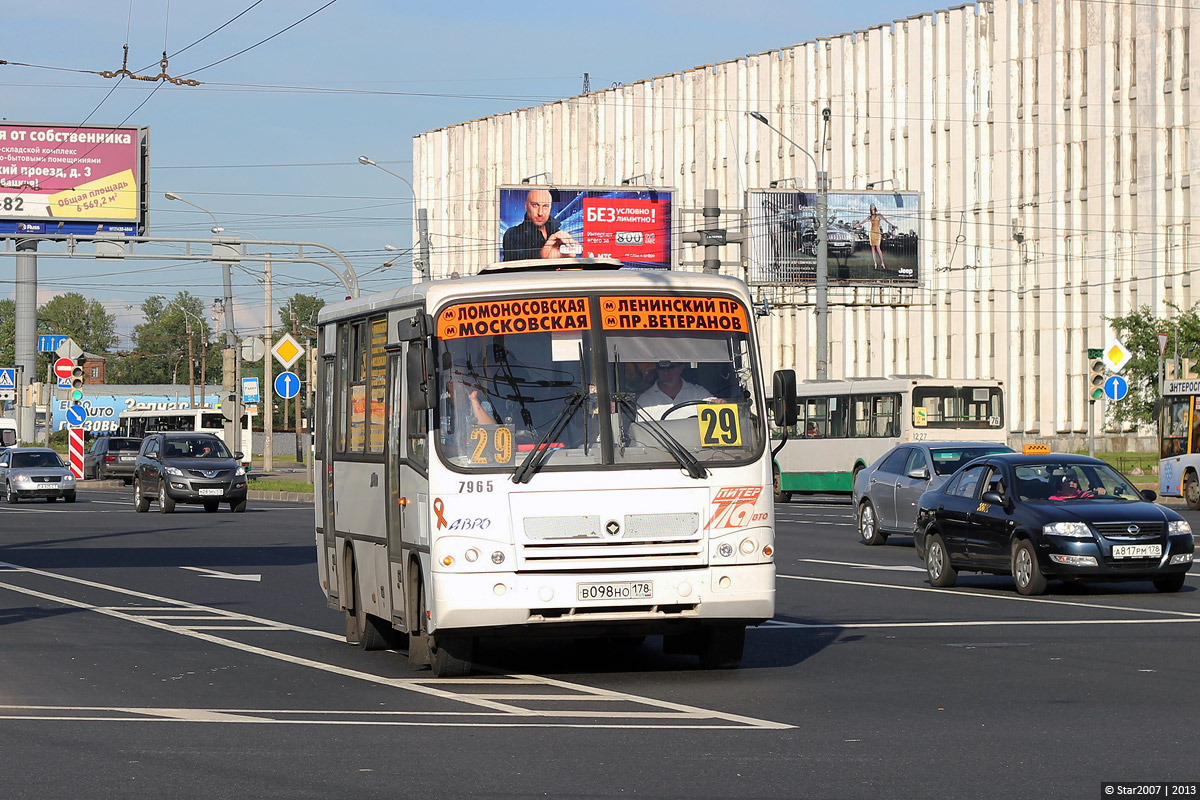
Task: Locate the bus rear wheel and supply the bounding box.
[1185,473,1200,510]
[347,556,390,651]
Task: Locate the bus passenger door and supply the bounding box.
[388,343,431,633]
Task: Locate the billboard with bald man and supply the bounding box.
[498,185,673,269]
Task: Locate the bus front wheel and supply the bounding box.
[698,624,745,669]
[773,467,791,504]
[1185,473,1200,510]
[417,580,474,677]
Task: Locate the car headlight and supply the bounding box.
[62,475,75,483]
[1043,521,1092,538]
[1170,520,1193,536]
[164,466,185,477]
[11,473,27,482]
[235,466,246,477]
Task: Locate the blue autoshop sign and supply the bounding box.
[51,393,221,433]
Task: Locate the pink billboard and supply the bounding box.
[0,123,146,230]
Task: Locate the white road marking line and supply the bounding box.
[779,572,1200,618]
[762,617,1200,629]
[0,564,791,730]
[181,566,262,582]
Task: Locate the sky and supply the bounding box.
[4,0,958,348]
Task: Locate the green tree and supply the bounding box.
[279,293,324,339]
[34,293,118,377]
[1105,304,1200,427]
[111,293,218,389]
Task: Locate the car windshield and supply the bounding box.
[434,293,763,474]
[929,446,1013,476]
[164,438,230,459]
[12,451,63,468]
[1013,463,1142,502]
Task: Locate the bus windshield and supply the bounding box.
[435,294,763,472]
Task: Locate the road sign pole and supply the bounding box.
[1088,400,1095,458]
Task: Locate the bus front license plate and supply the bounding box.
[1112,544,1162,559]
[577,581,653,602]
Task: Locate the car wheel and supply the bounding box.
[859,500,887,546]
[5,482,16,504]
[230,498,247,513]
[133,480,149,513]
[1185,473,1200,511]
[203,501,219,513]
[64,492,76,503]
[158,482,176,513]
[1154,573,1187,593]
[1013,539,1047,596]
[926,533,957,587]
[773,466,791,504]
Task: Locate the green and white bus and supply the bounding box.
[770,376,1005,501]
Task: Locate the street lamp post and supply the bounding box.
[358,156,429,280]
[750,111,830,381]
[165,192,242,455]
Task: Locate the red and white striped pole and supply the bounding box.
[68,427,84,479]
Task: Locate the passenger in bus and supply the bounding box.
[637,361,714,419]
[805,421,822,438]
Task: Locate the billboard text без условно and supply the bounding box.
[0,123,147,237]
[499,186,672,268]
[746,189,921,286]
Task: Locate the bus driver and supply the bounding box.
[637,361,714,419]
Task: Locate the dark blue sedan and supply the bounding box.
[915,453,1194,595]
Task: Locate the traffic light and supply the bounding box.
[70,364,85,402]
[1089,358,1107,400]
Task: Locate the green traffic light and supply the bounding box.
[71,390,83,401]
[1091,388,1103,400]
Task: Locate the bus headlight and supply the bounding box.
[491,551,505,565]
[464,548,479,563]
[717,543,734,558]
[739,538,756,555]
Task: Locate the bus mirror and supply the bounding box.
[397,312,433,342]
[772,369,798,427]
[407,343,435,411]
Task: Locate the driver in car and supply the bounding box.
[636,361,716,419]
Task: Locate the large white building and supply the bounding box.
[414,0,1196,446]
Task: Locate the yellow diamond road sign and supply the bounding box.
[1102,338,1132,373]
[271,332,304,369]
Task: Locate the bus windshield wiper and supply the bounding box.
[613,395,707,480]
[511,391,586,484]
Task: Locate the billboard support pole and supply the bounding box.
[816,170,829,381]
[416,208,431,281]
[15,240,37,445]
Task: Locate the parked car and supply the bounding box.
[84,436,142,483]
[0,447,77,503]
[915,453,1194,595]
[133,432,248,513]
[853,442,1013,545]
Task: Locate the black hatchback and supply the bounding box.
[915,453,1194,595]
[133,432,248,513]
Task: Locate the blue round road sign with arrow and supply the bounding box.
[66,404,88,426]
[274,371,300,400]
[1103,375,1129,401]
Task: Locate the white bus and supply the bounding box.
[315,258,790,676]
[117,408,253,467]
[1159,379,1200,509]
[771,376,1006,501]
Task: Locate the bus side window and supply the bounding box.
[1191,398,1200,456]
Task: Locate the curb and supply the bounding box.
[79,479,314,504]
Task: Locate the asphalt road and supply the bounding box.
[2,489,1199,799]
